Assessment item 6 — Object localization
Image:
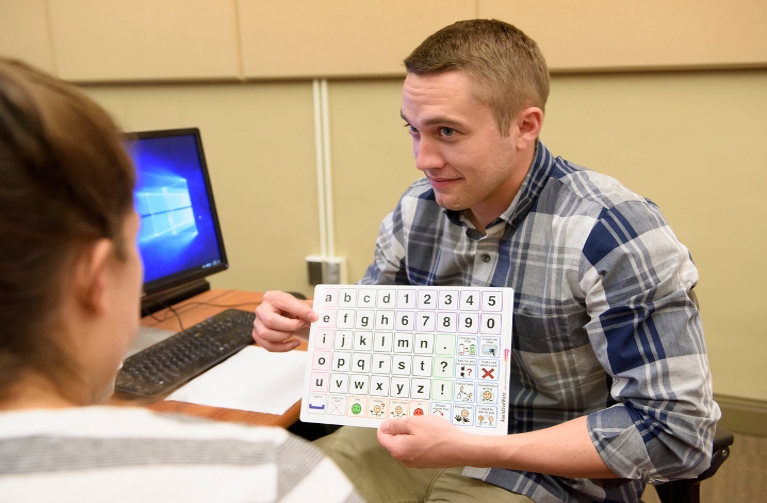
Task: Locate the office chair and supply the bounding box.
[649,425,734,503]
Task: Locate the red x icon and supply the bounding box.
[481,368,495,379]
[329,399,344,414]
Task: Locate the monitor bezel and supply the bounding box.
[123,127,229,298]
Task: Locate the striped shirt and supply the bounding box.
[360,141,720,503]
[0,406,363,503]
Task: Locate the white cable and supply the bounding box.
[312,79,328,257]
[320,79,335,258]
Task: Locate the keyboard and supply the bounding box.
[115,309,256,398]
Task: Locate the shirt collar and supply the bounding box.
[444,140,554,233]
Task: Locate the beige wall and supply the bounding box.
[3,2,767,402]
[327,80,422,282]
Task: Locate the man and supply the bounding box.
[254,20,719,503]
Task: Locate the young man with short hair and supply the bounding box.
[254,20,719,503]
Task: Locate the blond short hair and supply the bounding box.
[404,19,550,135]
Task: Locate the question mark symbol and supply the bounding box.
[441,361,448,371]
[467,368,472,376]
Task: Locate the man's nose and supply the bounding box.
[414,137,444,172]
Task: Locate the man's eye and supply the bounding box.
[405,123,419,135]
[440,127,456,137]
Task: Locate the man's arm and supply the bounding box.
[378,414,617,479]
[580,200,719,483]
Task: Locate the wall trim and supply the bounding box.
[715,393,767,437]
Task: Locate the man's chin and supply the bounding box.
[433,192,468,212]
[435,198,468,212]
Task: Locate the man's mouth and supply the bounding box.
[427,176,460,189]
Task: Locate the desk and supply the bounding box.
[110,288,308,428]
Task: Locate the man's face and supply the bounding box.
[401,71,527,224]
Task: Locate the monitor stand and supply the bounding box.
[141,278,211,316]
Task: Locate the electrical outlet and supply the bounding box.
[305,255,347,285]
[306,255,325,285]
[324,257,346,284]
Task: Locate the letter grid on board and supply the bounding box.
[301,285,514,435]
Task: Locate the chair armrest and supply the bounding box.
[696,425,733,482]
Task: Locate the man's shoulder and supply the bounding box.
[400,177,435,201]
[547,155,654,214]
[390,177,444,221]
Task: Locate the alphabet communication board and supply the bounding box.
[300,285,514,435]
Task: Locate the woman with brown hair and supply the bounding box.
[0,58,362,503]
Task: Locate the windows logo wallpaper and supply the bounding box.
[127,135,223,284]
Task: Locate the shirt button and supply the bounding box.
[481,254,491,263]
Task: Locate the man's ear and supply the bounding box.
[73,239,113,316]
[513,107,544,150]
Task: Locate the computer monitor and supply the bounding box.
[123,128,228,313]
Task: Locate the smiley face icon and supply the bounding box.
[351,403,362,415]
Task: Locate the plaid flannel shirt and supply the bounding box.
[359,141,720,503]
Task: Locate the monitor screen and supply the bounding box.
[123,128,228,298]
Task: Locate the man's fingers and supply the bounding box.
[256,308,308,333]
[262,291,317,324]
[379,418,411,435]
[377,422,415,463]
[252,321,301,344]
[254,291,318,346]
[255,337,301,353]
[252,327,301,352]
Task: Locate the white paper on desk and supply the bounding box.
[166,346,308,415]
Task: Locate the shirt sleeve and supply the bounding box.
[358,198,410,286]
[580,200,720,484]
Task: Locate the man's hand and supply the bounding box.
[253,290,317,352]
[377,415,475,468]
[377,414,617,478]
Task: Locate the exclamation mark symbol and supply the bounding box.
[440,383,445,397]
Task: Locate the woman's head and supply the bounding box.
[0,58,139,404]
